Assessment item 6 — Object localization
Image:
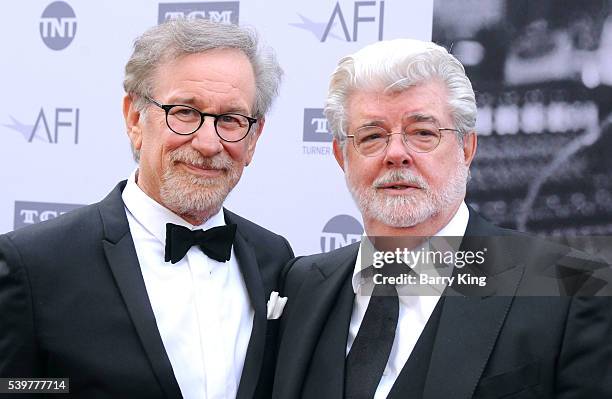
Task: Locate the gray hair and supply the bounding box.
[324,39,476,147]
[124,19,283,161]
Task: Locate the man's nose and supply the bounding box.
[383,133,413,167]
[190,117,223,156]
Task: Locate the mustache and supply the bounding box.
[373,169,428,189]
[168,147,233,170]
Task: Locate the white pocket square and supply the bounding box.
[266,291,287,320]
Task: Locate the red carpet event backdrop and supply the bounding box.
[2,0,610,255]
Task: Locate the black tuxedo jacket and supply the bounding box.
[273,210,612,398]
[0,181,294,399]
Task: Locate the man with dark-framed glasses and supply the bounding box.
[0,19,293,399]
[145,97,258,142]
[273,39,612,398]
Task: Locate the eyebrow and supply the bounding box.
[168,96,198,106]
[167,96,251,115]
[358,119,385,127]
[404,113,440,124]
[358,113,440,125]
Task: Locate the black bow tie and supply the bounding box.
[164,223,237,264]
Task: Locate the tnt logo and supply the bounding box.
[14,201,83,229]
[158,2,239,24]
[320,215,363,252]
[291,1,384,42]
[4,107,80,144]
[40,1,77,50]
[303,108,332,143]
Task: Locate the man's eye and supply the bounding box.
[356,127,387,143]
[219,115,241,124]
[361,133,383,142]
[171,107,199,119]
[218,115,249,129]
[414,129,436,137]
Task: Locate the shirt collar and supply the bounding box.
[351,201,470,294]
[122,169,226,245]
[435,201,469,238]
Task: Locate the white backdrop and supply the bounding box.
[0,0,433,255]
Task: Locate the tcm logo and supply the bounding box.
[4,107,80,144]
[14,201,83,229]
[158,2,239,24]
[40,1,77,50]
[303,108,332,143]
[291,1,384,42]
[320,215,363,252]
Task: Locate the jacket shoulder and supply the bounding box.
[284,242,360,282]
[224,208,293,253]
[0,182,128,268]
[3,202,103,250]
[2,181,126,250]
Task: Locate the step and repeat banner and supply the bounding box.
[2,0,611,256]
[0,0,433,255]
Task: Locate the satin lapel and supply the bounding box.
[229,224,267,399]
[274,244,358,399]
[301,276,354,399]
[422,218,525,399]
[423,277,521,399]
[99,182,182,399]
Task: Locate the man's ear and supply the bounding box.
[123,94,143,153]
[462,131,477,168]
[333,138,346,171]
[244,117,265,166]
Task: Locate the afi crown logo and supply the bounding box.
[291,1,385,42]
[5,107,80,144]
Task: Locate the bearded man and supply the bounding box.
[0,19,293,399]
[272,39,612,399]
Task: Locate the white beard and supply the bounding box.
[159,146,241,220]
[345,147,468,228]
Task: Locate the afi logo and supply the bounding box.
[14,201,83,229]
[5,107,80,144]
[40,1,77,50]
[303,108,332,143]
[158,2,239,24]
[292,1,384,42]
[320,215,363,252]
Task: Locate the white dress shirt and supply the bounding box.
[347,202,469,399]
[122,170,253,399]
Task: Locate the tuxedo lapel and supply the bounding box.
[274,243,358,399]
[227,217,267,399]
[422,276,521,399]
[99,182,182,399]
[301,274,354,399]
[422,209,525,399]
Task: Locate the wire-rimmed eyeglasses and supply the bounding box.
[346,125,459,157]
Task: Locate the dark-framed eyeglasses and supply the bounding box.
[346,125,459,157]
[146,97,258,143]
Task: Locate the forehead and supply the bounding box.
[153,48,256,108]
[346,80,452,128]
